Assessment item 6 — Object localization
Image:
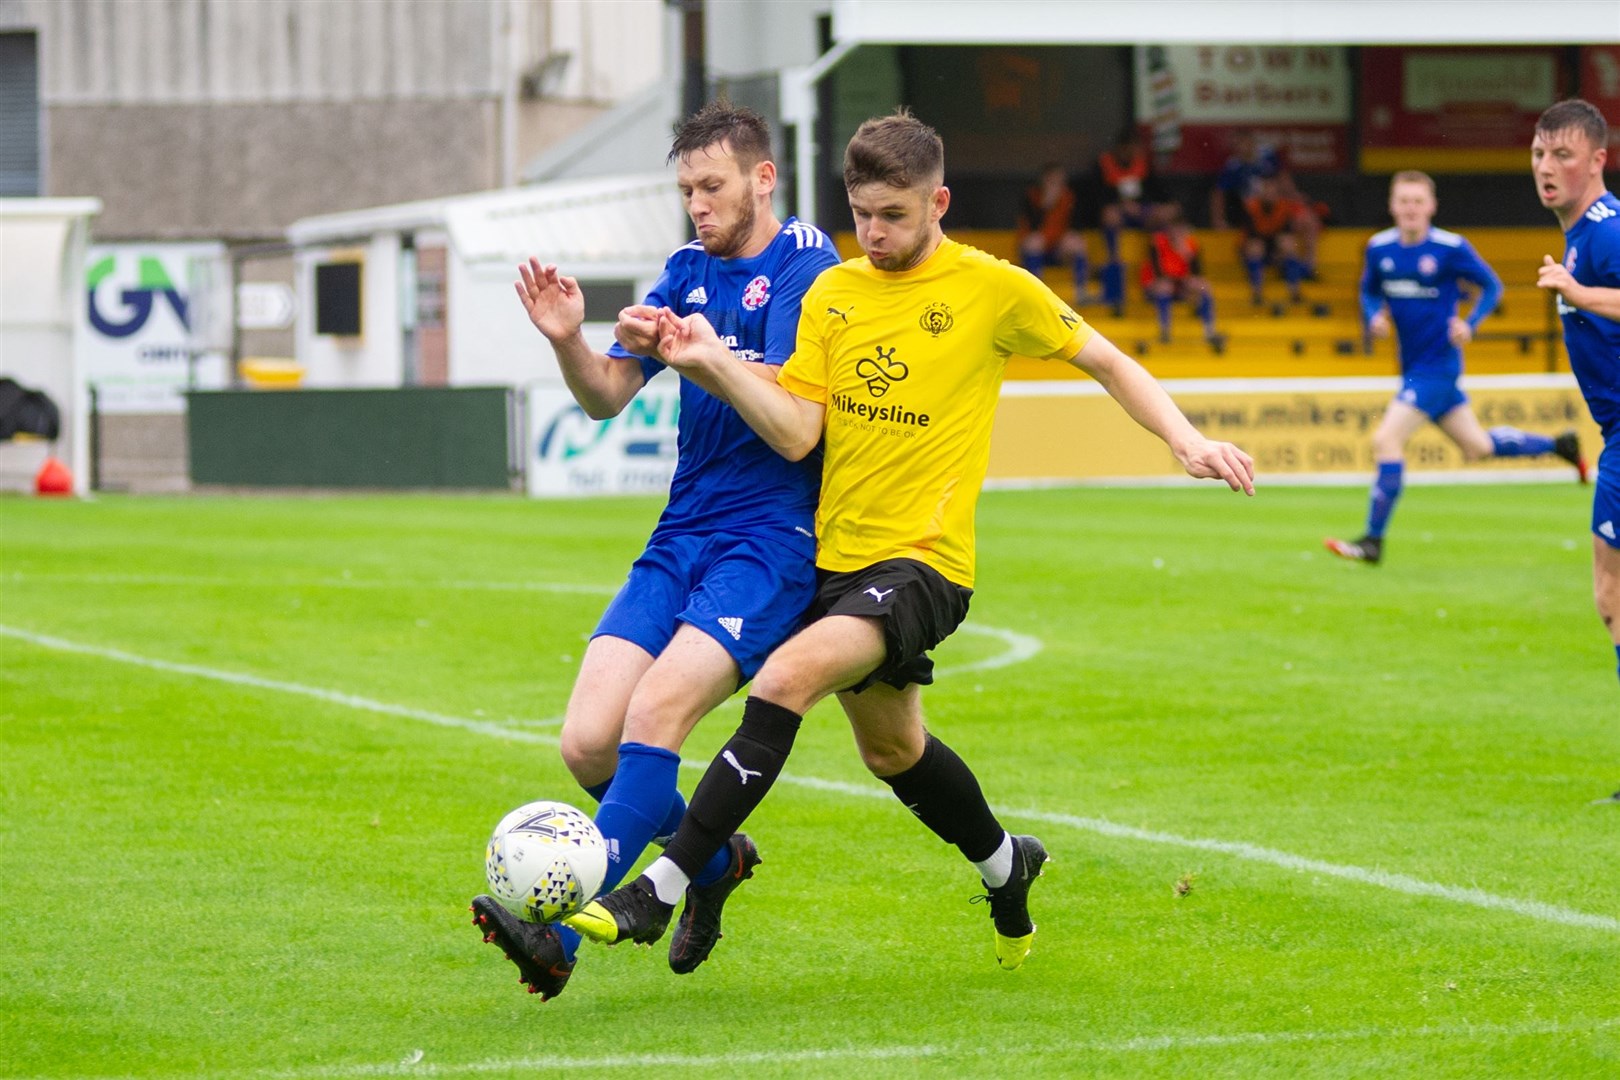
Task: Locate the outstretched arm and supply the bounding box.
[1066,333,1256,494]
[514,258,645,419]
[656,311,825,461]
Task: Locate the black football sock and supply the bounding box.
[879,733,1006,863]
[662,696,802,878]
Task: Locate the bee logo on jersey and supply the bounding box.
[919,302,954,338]
[854,345,909,398]
[741,275,772,310]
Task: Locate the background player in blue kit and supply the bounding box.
[1531,99,1620,799]
[470,102,840,995]
[1326,171,1585,566]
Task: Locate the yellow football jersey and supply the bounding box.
[780,237,1094,586]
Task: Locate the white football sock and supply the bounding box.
[974,832,1014,889]
[643,857,691,905]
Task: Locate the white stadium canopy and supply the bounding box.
[828,0,1620,46]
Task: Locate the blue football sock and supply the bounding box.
[556,923,581,962]
[1153,294,1173,339]
[691,834,738,888]
[593,742,680,893]
[1245,257,1265,301]
[1366,461,1404,538]
[1101,261,1125,307]
[1071,253,1090,295]
[1488,426,1556,457]
[1020,251,1046,278]
[655,790,687,846]
[584,765,683,838]
[1195,292,1215,333]
[1284,257,1306,299]
[1104,224,1121,261]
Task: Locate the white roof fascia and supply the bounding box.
[829,0,1620,45]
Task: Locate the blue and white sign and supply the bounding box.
[80,243,230,413]
[527,379,679,497]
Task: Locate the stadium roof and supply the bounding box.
[829,0,1620,45]
[286,174,681,275]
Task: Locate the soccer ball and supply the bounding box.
[484,800,609,923]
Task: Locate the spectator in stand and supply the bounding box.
[1241,174,1310,307]
[1208,130,1278,230]
[1095,130,1171,316]
[1016,162,1094,307]
[1141,208,1221,351]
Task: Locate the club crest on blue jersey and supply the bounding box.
[742,275,772,310]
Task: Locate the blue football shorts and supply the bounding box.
[1395,377,1467,422]
[593,529,817,682]
[1593,436,1620,550]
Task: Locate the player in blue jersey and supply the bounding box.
[1531,99,1620,799]
[1326,170,1586,565]
[470,102,841,994]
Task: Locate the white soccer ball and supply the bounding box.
[484,800,609,923]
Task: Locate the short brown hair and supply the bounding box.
[843,108,944,191]
[1390,170,1435,195]
[669,101,773,167]
[1536,98,1609,150]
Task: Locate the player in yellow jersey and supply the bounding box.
[568,110,1255,971]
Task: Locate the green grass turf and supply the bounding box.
[1,485,1616,1078]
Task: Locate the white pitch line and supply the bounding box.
[0,625,560,747]
[1,571,619,597]
[3,571,1044,672]
[249,1015,1620,1079]
[938,622,1043,675]
[3,623,1615,936]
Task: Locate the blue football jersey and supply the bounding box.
[1558,192,1620,442]
[1360,226,1502,381]
[608,218,841,547]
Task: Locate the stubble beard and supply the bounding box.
[699,198,758,259]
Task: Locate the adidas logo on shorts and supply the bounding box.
[717,616,744,640]
[1601,521,1617,541]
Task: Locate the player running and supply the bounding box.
[567,110,1254,970]
[1530,99,1620,800]
[1326,170,1586,566]
[469,103,840,997]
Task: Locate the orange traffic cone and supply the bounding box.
[35,456,73,495]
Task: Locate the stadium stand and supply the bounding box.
[834,228,1569,381]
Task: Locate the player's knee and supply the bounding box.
[559,724,617,786]
[855,723,927,777]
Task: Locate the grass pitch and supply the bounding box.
[1,485,1616,1079]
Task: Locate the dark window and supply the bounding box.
[0,33,40,196]
[580,280,636,324]
[314,262,363,336]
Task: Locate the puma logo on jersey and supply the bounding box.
[864,586,894,603]
[827,304,851,323]
[717,616,743,640]
[722,750,763,784]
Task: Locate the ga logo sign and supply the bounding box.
[86,253,189,338]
